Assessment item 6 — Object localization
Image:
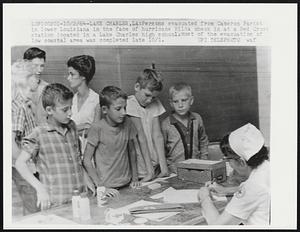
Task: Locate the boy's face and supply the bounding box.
[67,67,85,89]
[31,58,45,76]
[46,99,73,125]
[134,83,160,107]
[102,97,127,127]
[170,90,194,116]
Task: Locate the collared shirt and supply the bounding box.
[87,117,137,188]
[71,88,99,127]
[21,120,84,206]
[126,95,165,172]
[12,91,37,166]
[225,160,270,225]
[162,112,209,173]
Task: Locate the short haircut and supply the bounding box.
[42,83,74,109]
[136,68,163,92]
[169,82,192,100]
[23,47,46,61]
[220,134,269,169]
[67,55,96,84]
[100,86,127,107]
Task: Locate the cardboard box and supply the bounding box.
[176,159,227,184]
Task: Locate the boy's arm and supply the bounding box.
[83,143,102,187]
[129,116,155,180]
[198,117,209,159]
[15,150,50,210]
[152,117,169,177]
[128,138,140,188]
[93,104,101,123]
[12,131,21,161]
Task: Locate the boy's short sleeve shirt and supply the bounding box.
[86,118,137,188]
[126,95,165,168]
[21,120,84,207]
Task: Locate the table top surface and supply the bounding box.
[15,176,228,226]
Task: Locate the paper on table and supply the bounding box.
[151,187,228,204]
[116,200,180,222]
[150,187,176,199]
[15,214,78,224]
[141,173,177,187]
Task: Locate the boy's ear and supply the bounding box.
[45,106,53,115]
[190,96,194,105]
[101,105,108,115]
[134,83,141,92]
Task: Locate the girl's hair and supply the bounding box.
[42,83,74,109]
[136,63,163,92]
[100,86,127,107]
[67,55,96,84]
[220,134,269,169]
[23,47,46,61]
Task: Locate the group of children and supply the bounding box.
[12,48,209,214]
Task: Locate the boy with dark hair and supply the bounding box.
[23,47,48,124]
[162,82,209,174]
[15,83,89,210]
[83,86,140,197]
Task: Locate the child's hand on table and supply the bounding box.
[157,169,169,178]
[130,180,141,189]
[36,184,51,210]
[105,188,119,198]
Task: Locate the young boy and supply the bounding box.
[126,67,169,181]
[83,86,140,197]
[15,83,87,210]
[162,82,209,174]
[23,47,48,124]
[11,60,40,215]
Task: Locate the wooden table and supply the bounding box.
[15,176,228,226]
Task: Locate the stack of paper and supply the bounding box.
[116,200,180,222]
[151,187,228,203]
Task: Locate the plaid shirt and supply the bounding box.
[12,91,37,166]
[22,120,84,206]
[12,91,37,137]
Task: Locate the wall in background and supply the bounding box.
[12,46,266,142]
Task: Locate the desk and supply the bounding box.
[15,176,228,225]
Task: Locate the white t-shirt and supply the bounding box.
[126,95,165,175]
[71,88,99,127]
[225,160,270,225]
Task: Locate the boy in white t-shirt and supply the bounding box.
[126,66,169,181]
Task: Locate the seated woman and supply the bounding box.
[197,123,270,225]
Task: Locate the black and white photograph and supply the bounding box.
[3,3,297,230]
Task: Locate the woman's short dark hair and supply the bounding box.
[67,55,96,84]
[246,146,269,169]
